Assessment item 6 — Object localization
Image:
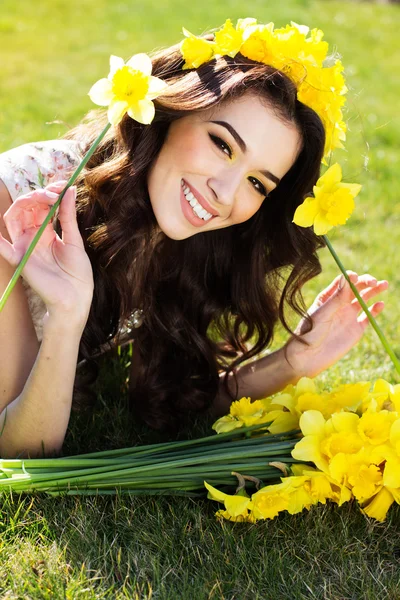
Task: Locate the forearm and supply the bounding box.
[0,314,85,458]
[213,345,299,416]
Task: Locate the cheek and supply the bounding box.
[163,128,211,171]
[231,196,264,224]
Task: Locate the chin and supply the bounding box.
[154,211,193,241]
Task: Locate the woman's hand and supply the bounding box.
[286,272,388,379]
[0,180,94,323]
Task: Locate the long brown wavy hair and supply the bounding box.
[65,42,325,431]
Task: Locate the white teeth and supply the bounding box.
[181,180,214,222]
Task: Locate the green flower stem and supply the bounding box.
[0,123,112,313]
[323,234,400,376]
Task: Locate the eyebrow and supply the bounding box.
[210,120,281,187]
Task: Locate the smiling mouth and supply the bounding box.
[181,180,215,221]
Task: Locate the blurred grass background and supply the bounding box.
[1,0,400,598]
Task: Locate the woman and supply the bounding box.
[0,29,387,458]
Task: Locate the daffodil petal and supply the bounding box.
[147,76,168,99]
[127,99,155,124]
[292,435,327,472]
[126,53,153,76]
[338,182,362,198]
[107,99,129,126]
[313,212,331,235]
[362,488,394,522]
[109,55,125,78]
[293,198,318,228]
[299,410,326,436]
[224,495,252,517]
[317,163,342,189]
[88,78,113,106]
[204,481,228,503]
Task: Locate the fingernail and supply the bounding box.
[45,190,59,199]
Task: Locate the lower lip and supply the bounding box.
[180,188,216,228]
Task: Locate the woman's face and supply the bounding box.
[147,94,302,240]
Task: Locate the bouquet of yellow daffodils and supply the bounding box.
[207,378,400,522]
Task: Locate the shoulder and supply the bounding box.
[0,139,83,202]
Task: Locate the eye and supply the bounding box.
[248,176,267,197]
[209,134,232,158]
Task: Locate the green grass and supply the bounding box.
[1,0,400,597]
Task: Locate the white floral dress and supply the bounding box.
[0,139,83,341]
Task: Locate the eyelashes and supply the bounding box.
[209,134,268,197]
[209,134,232,158]
[248,176,267,197]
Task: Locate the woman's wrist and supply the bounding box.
[284,336,315,380]
[43,306,90,338]
[227,345,300,401]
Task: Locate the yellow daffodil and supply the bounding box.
[240,23,275,64]
[251,482,291,519]
[204,481,253,520]
[293,410,364,473]
[212,397,269,434]
[357,411,396,446]
[293,163,361,235]
[262,410,299,434]
[366,379,400,413]
[390,418,400,455]
[214,19,244,58]
[273,22,328,70]
[180,28,215,69]
[329,451,382,502]
[215,509,257,523]
[362,487,395,522]
[292,410,329,472]
[88,54,167,126]
[320,412,363,459]
[383,457,400,488]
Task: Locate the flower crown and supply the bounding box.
[180,18,347,163]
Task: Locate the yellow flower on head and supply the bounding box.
[214,19,244,58]
[88,54,167,126]
[293,163,361,235]
[180,28,215,69]
[273,22,328,70]
[240,23,275,64]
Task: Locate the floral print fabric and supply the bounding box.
[0,139,82,341]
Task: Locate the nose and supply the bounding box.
[207,168,242,208]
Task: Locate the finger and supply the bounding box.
[0,232,20,266]
[58,187,84,248]
[352,273,379,291]
[351,281,388,309]
[311,270,357,308]
[46,179,68,190]
[357,301,385,329]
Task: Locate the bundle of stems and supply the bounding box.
[0,425,299,497]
